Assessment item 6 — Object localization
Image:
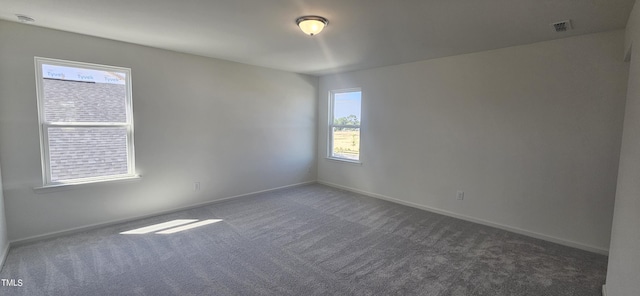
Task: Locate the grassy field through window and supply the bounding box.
[332,129,360,160]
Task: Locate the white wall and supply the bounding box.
[0,21,317,242]
[605,1,640,294]
[318,30,628,253]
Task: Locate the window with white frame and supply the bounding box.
[329,89,362,162]
[35,57,136,186]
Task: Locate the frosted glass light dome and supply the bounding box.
[296,16,328,36]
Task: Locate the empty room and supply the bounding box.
[0,0,639,295]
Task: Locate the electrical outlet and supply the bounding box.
[456,190,464,200]
[194,182,201,192]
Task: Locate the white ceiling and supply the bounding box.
[0,0,635,76]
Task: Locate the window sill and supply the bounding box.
[325,157,363,166]
[33,175,142,194]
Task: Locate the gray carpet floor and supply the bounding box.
[0,184,607,296]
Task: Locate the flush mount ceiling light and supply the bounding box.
[296,16,328,36]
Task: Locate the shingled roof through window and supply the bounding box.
[43,79,129,181]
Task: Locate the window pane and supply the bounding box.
[333,91,361,124]
[332,127,360,160]
[42,64,127,123]
[48,127,129,182]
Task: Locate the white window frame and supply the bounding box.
[328,88,362,163]
[34,57,137,187]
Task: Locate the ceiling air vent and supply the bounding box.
[16,14,35,23]
[551,20,572,32]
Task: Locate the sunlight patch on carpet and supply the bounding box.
[121,219,223,235]
[156,219,223,234]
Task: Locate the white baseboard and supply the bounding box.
[318,180,609,255]
[0,241,9,272]
[602,284,607,296]
[10,181,315,247]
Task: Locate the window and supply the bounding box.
[329,89,362,162]
[35,57,136,186]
